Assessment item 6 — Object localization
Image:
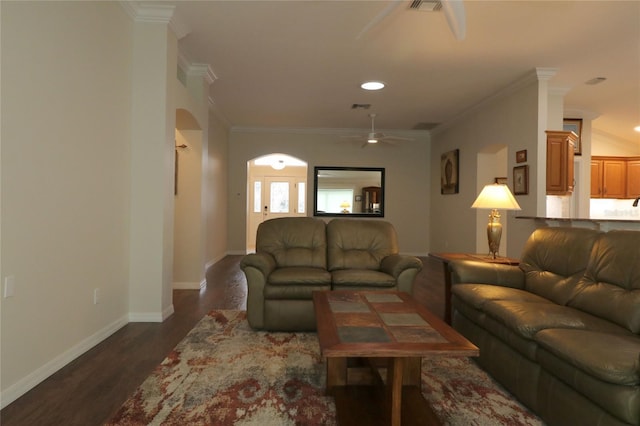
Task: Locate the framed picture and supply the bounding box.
[513,165,529,195]
[494,177,508,185]
[441,149,459,194]
[563,118,582,155]
[516,149,527,163]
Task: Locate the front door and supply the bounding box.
[247,176,306,252]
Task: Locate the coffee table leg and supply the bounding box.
[403,357,422,386]
[326,357,347,395]
[386,358,404,426]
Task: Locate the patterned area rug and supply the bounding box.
[107,310,543,425]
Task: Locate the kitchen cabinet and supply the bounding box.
[591,157,631,199]
[546,130,577,195]
[627,159,640,198]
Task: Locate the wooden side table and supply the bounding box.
[428,253,520,324]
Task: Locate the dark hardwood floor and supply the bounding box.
[0,255,445,426]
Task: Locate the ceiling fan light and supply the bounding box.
[361,81,385,91]
[368,138,378,144]
[271,159,286,170]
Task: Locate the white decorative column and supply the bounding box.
[125,3,185,321]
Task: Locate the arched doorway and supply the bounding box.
[246,154,308,252]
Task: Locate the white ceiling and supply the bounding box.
[169,0,640,146]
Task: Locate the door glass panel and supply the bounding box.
[253,181,262,213]
[270,181,289,213]
[297,182,306,213]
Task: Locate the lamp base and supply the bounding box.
[486,209,502,259]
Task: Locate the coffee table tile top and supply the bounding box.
[379,312,427,326]
[320,291,460,346]
[364,293,403,303]
[390,326,448,343]
[328,300,371,313]
[338,326,391,343]
[315,290,479,358]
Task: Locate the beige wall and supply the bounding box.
[205,109,230,266]
[174,129,204,287]
[1,2,133,404]
[430,73,544,258]
[228,129,431,255]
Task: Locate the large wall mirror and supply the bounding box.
[314,166,385,217]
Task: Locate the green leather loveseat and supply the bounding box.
[240,217,422,331]
[449,227,640,426]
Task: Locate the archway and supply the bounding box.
[246,154,308,252]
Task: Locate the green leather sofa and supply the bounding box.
[240,217,422,331]
[449,227,640,426]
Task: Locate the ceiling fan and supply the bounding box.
[342,113,413,147]
[357,0,466,41]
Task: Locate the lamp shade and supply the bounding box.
[471,184,521,210]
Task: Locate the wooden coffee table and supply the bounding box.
[313,290,479,426]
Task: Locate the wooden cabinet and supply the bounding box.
[591,156,636,199]
[362,186,381,213]
[627,159,640,198]
[546,130,577,195]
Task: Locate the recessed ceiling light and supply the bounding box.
[634,125,640,133]
[361,81,385,91]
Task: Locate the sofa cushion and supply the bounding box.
[519,227,601,305]
[569,230,640,333]
[327,219,398,271]
[256,217,327,269]
[452,283,551,310]
[536,328,640,386]
[267,267,331,286]
[482,300,627,339]
[331,269,396,288]
[537,343,640,426]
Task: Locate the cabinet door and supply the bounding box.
[590,160,603,198]
[546,131,575,195]
[602,160,626,198]
[627,160,640,198]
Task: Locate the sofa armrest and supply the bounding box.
[380,255,423,293]
[381,254,423,278]
[449,259,524,289]
[240,252,276,278]
[240,253,277,330]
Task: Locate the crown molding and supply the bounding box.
[189,64,218,86]
[229,126,429,138]
[432,67,558,136]
[208,97,232,128]
[178,51,217,86]
[119,1,190,39]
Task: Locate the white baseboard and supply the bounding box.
[128,303,174,323]
[0,314,129,410]
[173,281,201,290]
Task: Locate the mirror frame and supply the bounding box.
[313,166,385,218]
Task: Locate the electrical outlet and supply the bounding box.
[4,276,15,298]
[93,288,100,305]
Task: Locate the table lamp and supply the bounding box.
[340,201,351,213]
[471,184,521,259]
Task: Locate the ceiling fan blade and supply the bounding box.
[382,135,414,142]
[356,0,404,40]
[441,0,466,40]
